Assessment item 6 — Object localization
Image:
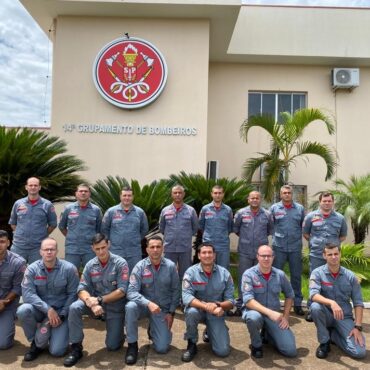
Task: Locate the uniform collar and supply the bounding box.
[92,253,112,266]
[247,206,262,214]
[198,262,217,274]
[211,202,224,209]
[77,201,92,209]
[0,250,10,264]
[119,204,134,212]
[145,256,165,267]
[255,264,277,277]
[278,201,296,208]
[41,258,60,271]
[323,264,343,276]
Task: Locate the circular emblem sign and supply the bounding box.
[93,37,168,109]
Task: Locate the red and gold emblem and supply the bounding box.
[93,36,168,109]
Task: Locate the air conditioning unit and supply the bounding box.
[332,68,359,90]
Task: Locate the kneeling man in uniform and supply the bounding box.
[181,243,234,362]
[309,243,366,359]
[241,244,297,358]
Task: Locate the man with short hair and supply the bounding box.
[17,238,79,361]
[309,244,366,359]
[303,192,347,321]
[63,233,129,367]
[9,177,57,263]
[0,230,26,349]
[102,187,148,272]
[199,185,233,270]
[242,245,297,359]
[59,183,102,269]
[159,185,198,280]
[124,236,180,365]
[270,184,305,316]
[233,191,273,315]
[181,244,234,362]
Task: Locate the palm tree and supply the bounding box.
[0,127,86,235]
[240,108,337,202]
[311,174,370,244]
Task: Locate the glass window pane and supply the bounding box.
[261,93,275,118]
[277,94,292,123]
[248,93,261,117]
[293,94,306,112]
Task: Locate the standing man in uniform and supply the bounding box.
[233,191,273,316]
[199,185,233,270]
[102,186,148,272]
[241,245,297,359]
[181,244,234,362]
[309,243,366,359]
[124,235,180,365]
[270,185,305,316]
[0,230,26,349]
[59,183,102,270]
[303,192,347,321]
[63,233,129,367]
[159,185,198,280]
[9,177,57,264]
[17,238,79,361]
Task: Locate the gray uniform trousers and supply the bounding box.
[243,310,297,357]
[17,303,68,356]
[68,299,124,351]
[311,303,366,359]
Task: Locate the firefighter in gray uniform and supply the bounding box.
[181,243,234,362]
[125,235,180,365]
[101,187,148,272]
[159,184,198,280]
[64,233,129,367]
[309,243,366,359]
[303,192,347,321]
[269,184,305,316]
[59,183,102,269]
[242,245,297,359]
[233,190,272,315]
[9,177,57,264]
[17,238,79,361]
[0,230,26,349]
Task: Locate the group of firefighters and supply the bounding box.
[0,176,366,366]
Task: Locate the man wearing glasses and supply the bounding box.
[241,245,297,359]
[59,184,102,269]
[270,185,305,316]
[17,238,79,361]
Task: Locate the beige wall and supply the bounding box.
[208,62,370,203]
[51,16,210,184]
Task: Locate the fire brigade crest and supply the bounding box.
[93,36,168,109]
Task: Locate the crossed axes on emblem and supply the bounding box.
[105,52,154,101]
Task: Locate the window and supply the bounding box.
[248,92,306,122]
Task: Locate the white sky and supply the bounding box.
[0,0,52,127]
[1,0,369,127]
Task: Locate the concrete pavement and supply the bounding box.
[2,309,370,370]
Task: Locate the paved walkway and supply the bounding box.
[2,309,370,369]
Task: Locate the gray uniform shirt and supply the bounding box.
[9,197,57,250]
[21,259,79,317]
[127,257,180,313]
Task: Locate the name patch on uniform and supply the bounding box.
[321,281,333,286]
